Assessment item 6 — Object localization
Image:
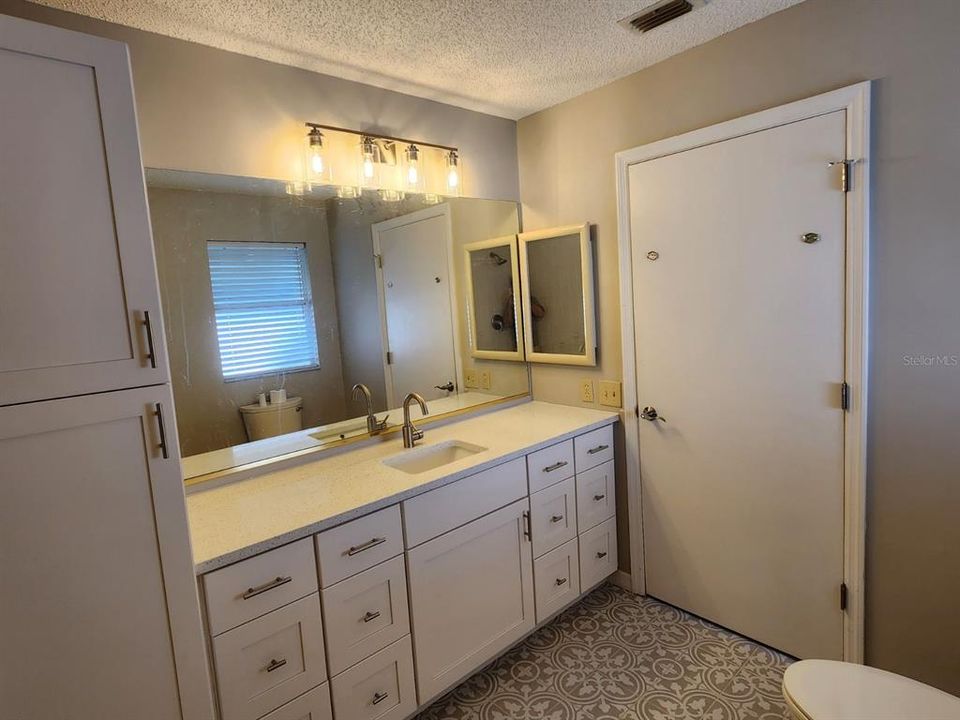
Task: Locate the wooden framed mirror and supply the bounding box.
[517,222,596,366]
[463,235,524,361]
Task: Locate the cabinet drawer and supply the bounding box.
[315,506,403,587]
[527,439,574,493]
[330,636,416,720]
[534,538,580,623]
[403,457,526,547]
[574,424,614,472]
[579,516,618,591]
[322,555,410,675]
[530,476,577,558]
[212,594,327,720]
[204,537,318,636]
[260,683,332,720]
[576,460,616,533]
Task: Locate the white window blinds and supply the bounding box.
[207,241,320,380]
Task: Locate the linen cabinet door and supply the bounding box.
[0,385,212,720]
[0,16,169,405]
[406,499,534,705]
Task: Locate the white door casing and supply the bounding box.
[616,82,870,662]
[372,204,462,407]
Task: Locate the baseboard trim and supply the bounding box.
[611,570,636,593]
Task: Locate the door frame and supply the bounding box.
[371,203,463,407]
[615,82,870,663]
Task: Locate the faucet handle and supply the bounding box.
[375,414,390,430]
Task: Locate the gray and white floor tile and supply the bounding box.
[416,583,794,720]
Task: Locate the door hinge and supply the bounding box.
[841,382,851,411]
[829,159,856,193]
[839,582,848,611]
[386,351,393,365]
[374,253,383,269]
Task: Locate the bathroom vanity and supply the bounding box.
[188,402,619,720]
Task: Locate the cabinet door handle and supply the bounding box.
[587,444,609,455]
[543,460,568,473]
[154,403,169,459]
[593,494,606,502]
[362,610,381,623]
[596,551,608,559]
[550,514,564,523]
[346,537,386,556]
[242,575,292,600]
[372,691,389,705]
[555,577,568,586]
[142,311,158,368]
[264,658,287,673]
[522,510,531,541]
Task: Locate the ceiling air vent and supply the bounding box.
[619,0,703,34]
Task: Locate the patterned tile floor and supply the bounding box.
[417,583,795,720]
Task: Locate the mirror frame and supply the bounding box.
[517,222,597,366]
[463,234,525,362]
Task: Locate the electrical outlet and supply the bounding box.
[580,379,595,403]
[599,380,622,408]
[479,370,491,390]
[464,369,478,388]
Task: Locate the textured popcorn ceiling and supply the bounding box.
[33,0,806,119]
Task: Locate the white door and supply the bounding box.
[0,385,213,719]
[406,499,534,704]
[373,205,459,407]
[630,111,846,659]
[0,15,169,405]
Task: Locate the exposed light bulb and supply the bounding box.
[311,152,324,174]
[404,144,421,187]
[446,150,460,191]
[305,127,326,180]
[360,136,377,183]
[447,168,459,188]
[363,157,375,178]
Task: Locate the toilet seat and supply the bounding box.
[783,660,960,720]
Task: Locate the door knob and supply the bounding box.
[435,381,455,392]
[640,406,666,423]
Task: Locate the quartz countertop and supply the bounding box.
[187,400,619,574]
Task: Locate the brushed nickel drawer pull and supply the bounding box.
[362,610,381,623]
[550,514,564,523]
[543,460,568,473]
[593,493,606,502]
[596,551,608,559]
[265,658,287,673]
[372,691,389,705]
[346,537,387,556]
[587,444,609,455]
[142,310,158,368]
[555,577,568,586]
[242,575,293,600]
[523,510,531,541]
[154,403,169,460]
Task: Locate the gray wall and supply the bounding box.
[0,1,519,202]
[517,0,960,694]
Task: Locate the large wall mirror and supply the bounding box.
[146,169,529,480]
[518,223,596,366]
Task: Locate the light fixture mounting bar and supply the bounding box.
[304,122,458,153]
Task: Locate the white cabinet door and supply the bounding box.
[0,385,212,720]
[0,16,169,405]
[406,499,534,705]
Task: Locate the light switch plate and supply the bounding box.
[599,380,622,408]
[464,369,478,388]
[580,379,595,403]
[479,371,491,390]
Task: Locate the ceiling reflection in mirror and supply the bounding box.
[146,169,529,479]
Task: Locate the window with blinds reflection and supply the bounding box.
[207,241,320,380]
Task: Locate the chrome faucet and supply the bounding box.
[402,392,429,448]
[351,383,389,434]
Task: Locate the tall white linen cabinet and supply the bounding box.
[0,14,214,720]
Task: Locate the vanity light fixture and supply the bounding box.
[303,122,460,196]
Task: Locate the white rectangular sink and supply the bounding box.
[383,440,487,475]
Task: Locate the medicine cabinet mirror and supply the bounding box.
[463,235,524,362]
[517,222,596,366]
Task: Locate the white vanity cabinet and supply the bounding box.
[196,418,620,719]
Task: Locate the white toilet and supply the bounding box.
[239,396,303,441]
[783,660,960,720]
